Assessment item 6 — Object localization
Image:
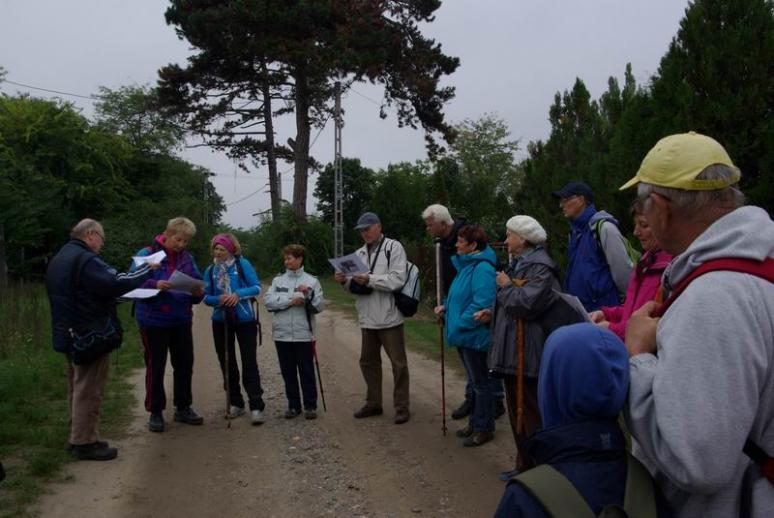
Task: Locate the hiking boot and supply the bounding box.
[353,405,383,419]
[494,399,506,419]
[463,430,494,447]
[148,413,165,432]
[284,408,301,419]
[394,409,410,425]
[250,409,265,425]
[70,442,118,461]
[455,424,474,438]
[67,440,108,452]
[226,405,246,419]
[304,409,317,420]
[451,399,471,420]
[174,407,204,425]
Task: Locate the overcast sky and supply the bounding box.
[0,0,690,228]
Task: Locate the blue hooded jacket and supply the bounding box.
[495,323,638,517]
[564,204,621,311]
[445,245,497,350]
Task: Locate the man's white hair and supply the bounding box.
[70,219,103,239]
[421,204,453,225]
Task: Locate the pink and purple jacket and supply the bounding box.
[601,249,672,340]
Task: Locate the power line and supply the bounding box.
[2,79,101,101]
[348,86,381,106]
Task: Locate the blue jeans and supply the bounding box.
[459,347,494,432]
[460,348,504,403]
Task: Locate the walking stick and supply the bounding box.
[435,242,447,436]
[511,278,529,435]
[224,308,232,429]
[312,339,327,412]
[305,298,327,412]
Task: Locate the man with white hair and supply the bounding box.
[622,132,774,517]
[422,204,505,421]
[46,219,155,460]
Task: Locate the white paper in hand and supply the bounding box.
[328,252,369,276]
[168,270,205,292]
[132,250,166,267]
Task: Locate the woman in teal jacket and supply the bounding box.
[203,233,265,425]
[435,224,497,446]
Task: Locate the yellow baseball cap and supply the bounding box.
[619,132,740,191]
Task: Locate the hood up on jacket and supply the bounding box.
[539,323,629,429]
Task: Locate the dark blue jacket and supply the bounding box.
[495,324,671,518]
[563,205,621,311]
[46,239,151,354]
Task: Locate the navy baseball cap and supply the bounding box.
[354,212,381,230]
[551,181,594,201]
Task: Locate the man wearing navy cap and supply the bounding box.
[552,181,632,311]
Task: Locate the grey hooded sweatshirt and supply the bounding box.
[627,206,774,517]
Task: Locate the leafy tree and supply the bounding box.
[314,157,376,232]
[650,0,773,212]
[162,0,459,221]
[441,114,522,235]
[369,161,434,245]
[94,85,185,155]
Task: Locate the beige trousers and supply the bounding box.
[359,325,410,412]
[67,353,110,445]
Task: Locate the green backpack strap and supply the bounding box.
[622,453,657,518]
[512,465,596,518]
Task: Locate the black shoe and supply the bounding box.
[494,399,506,419]
[455,424,474,438]
[451,399,471,420]
[67,440,108,452]
[353,405,383,419]
[304,409,317,420]
[148,413,165,432]
[285,408,301,419]
[174,407,203,425]
[70,442,118,461]
[463,430,494,447]
[394,409,410,425]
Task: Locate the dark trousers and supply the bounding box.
[275,340,317,411]
[360,325,410,412]
[459,347,495,432]
[212,320,264,411]
[140,325,194,414]
[459,347,505,405]
[504,375,541,471]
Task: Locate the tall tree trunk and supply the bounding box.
[260,60,281,222]
[292,68,310,222]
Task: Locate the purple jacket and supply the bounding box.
[601,249,672,340]
[132,235,203,328]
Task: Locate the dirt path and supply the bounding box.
[34,304,512,517]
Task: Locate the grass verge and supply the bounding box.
[0,284,142,518]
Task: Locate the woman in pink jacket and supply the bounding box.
[589,200,672,340]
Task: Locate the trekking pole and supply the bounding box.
[435,242,447,436]
[305,296,327,412]
[312,339,327,412]
[224,307,232,429]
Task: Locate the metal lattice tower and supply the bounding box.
[333,81,344,258]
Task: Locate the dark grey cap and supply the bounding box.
[354,212,381,230]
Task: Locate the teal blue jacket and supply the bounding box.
[445,245,497,350]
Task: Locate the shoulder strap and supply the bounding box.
[623,453,657,518]
[234,255,247,284]
[511,465,596,518]
[655,257,774,317]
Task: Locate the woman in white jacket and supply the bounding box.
[264,245,325,419]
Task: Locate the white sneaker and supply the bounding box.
[250,409,265,425]
[226,405,245,419]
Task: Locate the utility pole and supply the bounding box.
[333,81,344,258]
